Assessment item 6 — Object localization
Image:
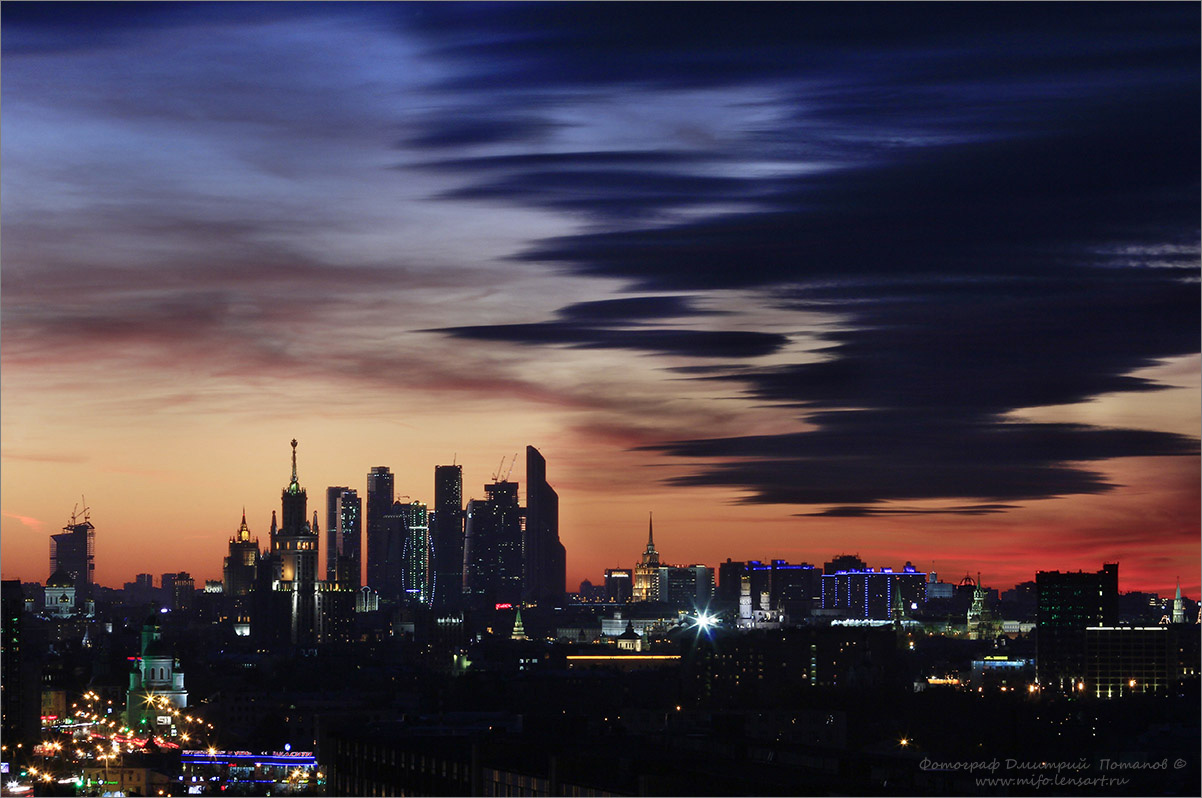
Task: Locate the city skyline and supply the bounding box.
[2,3,1199,598]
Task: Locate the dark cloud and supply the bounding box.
[433,322,787,360]
[409,4,1200,513]
[752,279,1199,415]
[652,419,1196,506]
[555,296,716,324]
[516,89,1198,289]
[401,115,567,149]
[415,150,721,173]
[800,504,1020,518]
[6,1,1197,519]
[400,3,1197,92]
[437,168,764,220]
[433,296,764,359]
[637,277,1199,509]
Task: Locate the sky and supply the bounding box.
[2,2,1198,598]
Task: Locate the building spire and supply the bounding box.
[639,511,659,568]
[290,438,299,483]
[237,507,251,542]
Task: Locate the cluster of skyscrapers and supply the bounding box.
[216,440,565,647]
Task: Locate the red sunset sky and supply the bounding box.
[2,3,1198,598]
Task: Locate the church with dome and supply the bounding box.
[125,614,189,737]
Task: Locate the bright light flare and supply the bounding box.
[692,611,717,631]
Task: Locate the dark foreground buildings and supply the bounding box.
[1036,563,1120,690]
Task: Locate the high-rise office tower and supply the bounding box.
[326,487,361,589]
[401,501,431,606]
[375,500,410,604]
[326,487,348,581]
[170,572,195,612]
[2,580,42,747]
[50,508,95,605]
[462,480,523,610]
[605,568,633,603]
[431,465,464,611]
[365,466,395,596]
[658,565,715,611]
[523,446,565,605]
[1036,563,1119,691]
[337,489,362,590]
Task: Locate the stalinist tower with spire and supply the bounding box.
[270,439,320,645]
[633,513,661,602]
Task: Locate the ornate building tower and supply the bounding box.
[271,440,319,645]
[633,513,661,602]
[223,510,260,597]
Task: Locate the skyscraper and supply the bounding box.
[1036,563,1119,691]
[338,489,362,590]
[365,466,395,596]
[271,440,320,645]
[326,486,348,582]
[633,514,660,602]
[431,465,464,612]
[401,501,431,607]
[223,510,260,597]
[376,500,410,604]
[462,480,523,610]
[50,508,95,605]
[604,568,633,603]
[326,488,361,589]
[523,446,565,606]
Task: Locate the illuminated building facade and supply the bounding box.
[170,571,195,612]
[1084,626,1172,698]
[126,617,188,736]
[431,464,465,611]
[223,511,260,597]
[44,569,77,618]
[605,568,633,603]
[741,560,822,620]
[372,501,409,604]
[1036,563,1119,691]
[821,565,926,620]
[632,514,660,602]
[269,440,320,646]
[330,488,362,590]
[658,565,714,610]
[401,500,431,607]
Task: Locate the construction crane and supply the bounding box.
[503,453,518,482]
[492,456,507,482]
[69,497,91,526]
